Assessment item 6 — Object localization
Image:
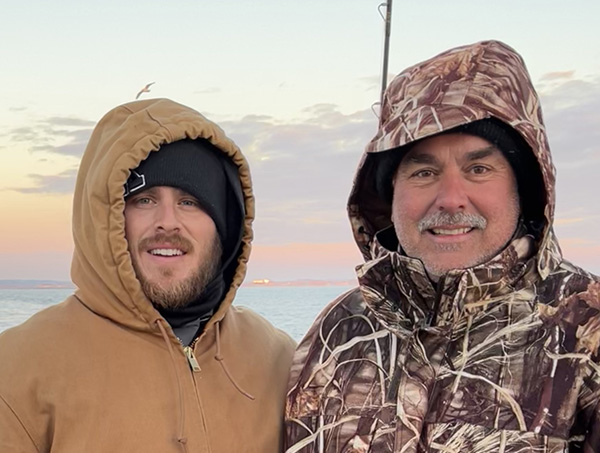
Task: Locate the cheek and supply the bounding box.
[478,182,520,218]
[123,209,153,243]
[392,191,427,227]
[123,207,135,240]
[123,218,136,243]
[187,216,218,243]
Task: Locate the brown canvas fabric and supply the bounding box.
[285,41,600,452]
[0,99,296,452]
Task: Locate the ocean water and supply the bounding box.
[0,286,354,342]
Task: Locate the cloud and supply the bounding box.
[240,114,272,122]
[539,70,575,82]
[9,106,27,112]
[8,103,377,243]
[11,168,78,194]
[9,126,44,143]
[540,76,600,121]
[554,217,585,226]
[219,104,377,244]
[537,75,600,232]
[29,128,93,157]
[7,116,94,158]
[44,117,96,127]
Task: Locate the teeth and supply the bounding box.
[431,227,472,235]
[150,249,183,256]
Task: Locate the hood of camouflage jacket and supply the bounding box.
[348,40,561,284]
[71,98,254,332]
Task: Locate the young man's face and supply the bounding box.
[391,133,520,280]
[124,186,221,309]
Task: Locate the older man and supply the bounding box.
[0,98,295,452]
[285,41,600,452]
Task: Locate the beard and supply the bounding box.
[132,233,223,310]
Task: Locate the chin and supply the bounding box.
[426,256,487,276]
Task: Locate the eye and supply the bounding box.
[412,169,435,178]
[180,198,200,207]
[135,196,152,205]
[469,165,490,175]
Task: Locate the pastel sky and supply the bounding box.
[1,0,599,282]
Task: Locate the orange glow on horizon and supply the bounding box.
[2,192,72,253]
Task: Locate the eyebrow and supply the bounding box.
[403,145,499,166]
[135,186,158,197]
[464,146,498,161]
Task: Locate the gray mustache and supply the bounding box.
[418,212,487,232]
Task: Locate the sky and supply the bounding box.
[1,0,599,282]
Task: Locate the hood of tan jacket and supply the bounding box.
[71,98,254,332]
[348,40,561,279]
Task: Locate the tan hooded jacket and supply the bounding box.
[0,98,296,452]
[284,41,600,452]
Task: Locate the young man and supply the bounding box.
[0,98,295,452]
[285,41,600,452]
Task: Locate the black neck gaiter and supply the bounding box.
[157,275,226,330]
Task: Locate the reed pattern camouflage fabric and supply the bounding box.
[284,41,600,452]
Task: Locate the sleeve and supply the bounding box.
[283,304,330,453]
[568,343,600,453]
[0,396,39,453]
[283,291,359,453]
[283,289,375,453]
[571,395,600,452]
[284,383,321,453]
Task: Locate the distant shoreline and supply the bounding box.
[0,280,76,290]
[244,279,356,288]
[0,279,356,290]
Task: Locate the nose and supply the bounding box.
[434,170,468,214]
[154,201,181,232]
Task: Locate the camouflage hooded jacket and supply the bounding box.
[284,41,600,452]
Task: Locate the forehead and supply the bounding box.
[400,133,505,165]
[135,186,195,198]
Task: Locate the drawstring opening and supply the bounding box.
[155,319,189,449]
[214,321,255,400]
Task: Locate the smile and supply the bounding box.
[149,248,185,257]
[430,227,474,235]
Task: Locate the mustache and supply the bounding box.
[139,232,193,252]
[418,212,487,232]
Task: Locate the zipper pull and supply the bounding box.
[183,346,201,372]
[425,311,435,328]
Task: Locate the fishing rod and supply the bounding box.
[378,0,393,107]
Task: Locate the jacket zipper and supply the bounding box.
[181,337,201,372]
[183,346,201,372]
[425,279,445,328]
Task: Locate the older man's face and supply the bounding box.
[391,133,520,279]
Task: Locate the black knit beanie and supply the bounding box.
[125,139,234,250]
[374,118,545,228]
